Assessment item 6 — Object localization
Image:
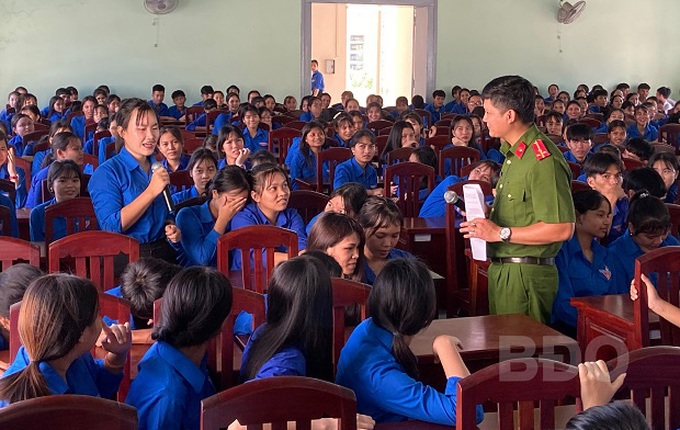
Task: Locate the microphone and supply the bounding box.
[444,190,466,211]
[151,162,176,219]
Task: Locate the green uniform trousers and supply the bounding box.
[488,262,558,324]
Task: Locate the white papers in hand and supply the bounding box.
[463,184,487,261]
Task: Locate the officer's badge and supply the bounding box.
[515,141,527,158]
[531,139,551,160]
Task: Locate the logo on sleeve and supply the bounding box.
[599,265,612,280]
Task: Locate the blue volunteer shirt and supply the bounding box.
[626,123,658,141]
[211,112,233,135]
[289,150,330,190]
[551,236,628,329]
[333,158,378,191]
[88,146,170,244]
[0,193,19,237]
[161,153,190,173]
[419,175,465,217]
[168,105,186,120]
[25,163,94,209]
[243,128,269,154]
[363,248,414,285]
[70,115,87,140]
[240,324,306,381]
[335,318,484,426]
[126,341,215,430]
[171,186,199,206]
[148,100,171,118]
[607,198,628,244]
[176,200,228,267]
[608,230,680,285]
[0,346,123,407]
[311,70,325,93]
[0,164,27,208]
[230,203,307,271]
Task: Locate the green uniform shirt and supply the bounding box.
[488,124,574,258]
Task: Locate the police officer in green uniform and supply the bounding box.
[460,75,575,323]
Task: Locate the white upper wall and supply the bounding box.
[1,0,678,105]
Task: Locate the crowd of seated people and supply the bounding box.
[0,79,679,429]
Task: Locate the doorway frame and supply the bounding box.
[301,0,437,100]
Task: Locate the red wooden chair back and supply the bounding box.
[571,180,591,192]
[48,231,140,291]
[384,162,434,217]
[659,123,680,151]
[97,293,132,401]
[633,246,680,349]
[0,206,10,237]
[0,237,40,270]
[547,133,566,145]
[175,195,208,212]
[593,133,608,145]
[184,137,203,154]
[93,130,111,153]
[286,110,304,119]
[385,146,414,166]
[185,106,204,125]
[377,126,392,136]
[85,123,97,139]
[33,122,50,131]
[13,157,32,191]
[8,302,20,362]
[169,169,193,192]
[425,135,451,152]
[434,118,452,128]
[105,142,117,161]
[577,117,601,128]
[216,226,298,293]
[446,181,493,317]
[439,146,481,177]
[200,376,357,430]
[269,128,302,165]
[32,140,50,154]
[653,143,676,154]
[667,203,680,237]
[366,119,394,134]
[284,121,307,131]
[607,346,680,430]
[22,129,49,146]
[272,115,294,127]
[44,197,99,246]
[82,154,98,170]
[622,157,645,171]
[586,112,604,122]
[566,161,581,179]
[180,129,195,141]
[66,111,84,122]
[433,125,450,136]
[0,394,138,430]
[375,135,389,159]
[318,147,352,193]
[0,179,17,207]
[205,110,222,133]
[331,278,370,372]
[288,190,329,225]
[456,358,580,430]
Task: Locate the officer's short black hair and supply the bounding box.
[481,75,535,125]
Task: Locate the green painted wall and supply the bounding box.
[1,0,678,106]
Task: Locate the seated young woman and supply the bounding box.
[551,190,627,337]
[216,125,250,170]
[289,121,330,190]
[230,163,306,270]
[0,264,43,351]
[170,148,218,205]
[359,197,413,284]
[306,182,367,235]
[336,259,484,426]
[176,166,249,267]
[29,159,83,242]
[307,211,365,282]
[0,274,131,406]
[126,267,232,430]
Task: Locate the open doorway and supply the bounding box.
[302,0,436,105]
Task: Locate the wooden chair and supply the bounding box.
[93,130,111,154]
[384,162,434,217]
[175,195,208,212]
[272,115,294,127]
[434,119,452,128]
[288,190,329,225]
[331,278,371,371]
[0,395,138,430]
[85,123,97,139]
[48,231,140,291]
[547,133,566,145]
[593,133,608,145]
[567,161,581,179]
[105,142,117,161]
[385,146,414,166]
[0,178,17,208]
[169,169,193,193]
[622,157,645,171]
[153,287,266,390]
[377,126,392,136]
[456,358,580,430]
[632,246,680,349]
[439,146,481,177]
[607,346,680,430]
[659,123,680,151]
[216,225,298,293]
[585,112,604,122]
[446,180,493,317]
[82,153,98,169]
[653,143,676,154]
[0,237,40,270]
[184,106,204,126]
[13,156,32,191]
[269,128,301,165]
[44,197,98,246]
[21,129,49,146]
[184,137,203,154]
[317,147,352,193]
[375,135,389,159]
[433,126,450,136]
[284,120,307,131]
[578,117,601,129]
[205,110,222,133]
[32,140,50,155]
[0,206,10,237]
[66,111,84,123]
[571,180,591,192]
[366,119,394,134]
[425,135,451,152]
[200,376,357,430]
[413,109,432,129]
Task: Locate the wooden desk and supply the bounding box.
[16,208,30,241]
[571,294,659,361]
[410,314,579,391]
[399,217,448,311]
